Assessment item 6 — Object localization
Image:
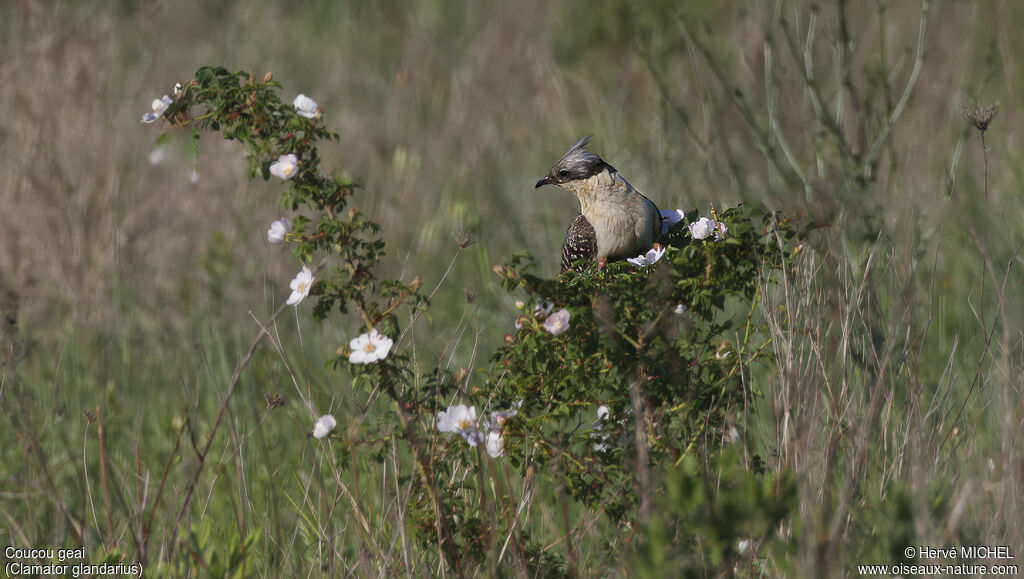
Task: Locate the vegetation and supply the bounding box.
[2,0,1021,576]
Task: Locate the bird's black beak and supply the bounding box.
[535,175,553,188]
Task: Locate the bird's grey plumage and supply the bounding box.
[536,136,661,269]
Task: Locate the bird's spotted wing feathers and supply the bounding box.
[561,214,598,271]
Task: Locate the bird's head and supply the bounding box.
[535,135,615,191]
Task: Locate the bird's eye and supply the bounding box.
[558,168,569,178]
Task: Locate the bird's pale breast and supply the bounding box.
[573,171,660,260]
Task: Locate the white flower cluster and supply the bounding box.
[660,209,728,241]
[437,401,521,458]
[140,90,331,318]
[627,209,729,268]
[268,95,321,181]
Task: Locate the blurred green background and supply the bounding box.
[5,0,1012,352]
[2,0,1022,574]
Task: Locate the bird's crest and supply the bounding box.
[557,135,595,165]
[544,135,615,185]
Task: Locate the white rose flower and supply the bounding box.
[313,414,337,439]
[626,245,666,267]
[543,308,571,336]
[436,404,484,447]
[270,154,299,180]
[286,265,314,306]
[437,404,476,433]
[660,209,686,235]
[293,94,320,119]
[267,217,292,245]
[689,217,716,240]
[486,431,504,457]
[348,328,394,364]
[141,95,173,123]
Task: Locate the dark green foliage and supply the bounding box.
[486,205,804,532]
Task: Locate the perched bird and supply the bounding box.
[536,136,661,271]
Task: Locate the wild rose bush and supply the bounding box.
[142,66,807,574]
[483,206,801,521]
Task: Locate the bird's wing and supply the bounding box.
[562,214,597,271]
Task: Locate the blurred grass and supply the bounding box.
[2,0,1023,574]
[3,0,1016,345]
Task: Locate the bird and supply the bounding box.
[535,136,662,271]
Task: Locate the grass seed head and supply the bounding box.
[959,101,999,132]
